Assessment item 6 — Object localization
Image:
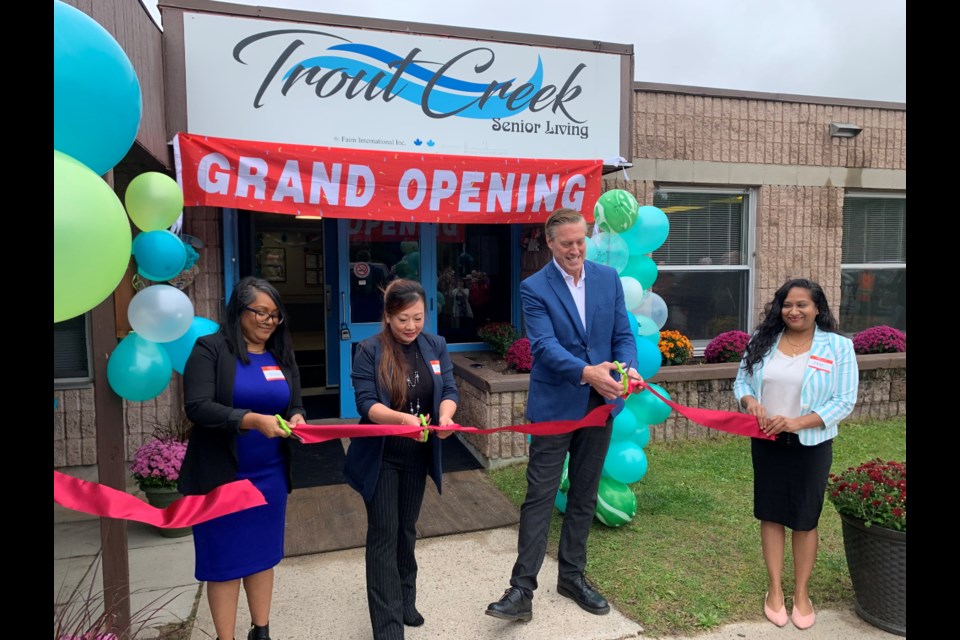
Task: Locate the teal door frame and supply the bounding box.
[337,221,438,418]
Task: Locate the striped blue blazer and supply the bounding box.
[733,327,859,446]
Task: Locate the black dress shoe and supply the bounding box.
[557,574,610,615]
[403,606,425,627]
[485,587,533,622]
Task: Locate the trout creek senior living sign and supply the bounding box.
[180,12,627,161]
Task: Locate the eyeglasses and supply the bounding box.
[244,306,284,325]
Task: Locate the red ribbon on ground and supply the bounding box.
[631,380,774,440]
[291,404,615,444]
[53,471,267,528]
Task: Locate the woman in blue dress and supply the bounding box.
[179,276,305,640]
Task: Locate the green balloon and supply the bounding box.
[595,476,637,527]
[560,453,570,492]
[594,189,639,234]
[54,150,132,323]
[124,171,184,231]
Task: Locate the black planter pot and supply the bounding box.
[839,513,906,636]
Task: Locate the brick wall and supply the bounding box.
[452,353,905,469]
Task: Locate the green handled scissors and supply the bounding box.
[417,414,430,442]
[274,414,303,442]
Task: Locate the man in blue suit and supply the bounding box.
[486,207,641,622]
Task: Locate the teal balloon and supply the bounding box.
[107,333,172,402]
[603,441,648,485]
[621,254,658,290]
[631,424,651,448]
[54,150,133,323]
[626,382,673,424]
[54,1,142,176]
[630,206,670,254]
[586,232,629,273]
[595,476,637,527]
[634,313,659,337]
[436,291,445,309]
[133,230,187,281]
[555,489,568,513]
[159,316,220,374]
[634,337,662,379]
[627,313,639,339]
[594,190,639,234]
[405,251,420,268]
[611,406,639,441]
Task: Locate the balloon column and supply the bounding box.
[54,1,216,402]
[555,189,675,527]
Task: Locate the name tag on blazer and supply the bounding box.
[430,360,441,375]
[807,355,833,374]
[261,366,286,381]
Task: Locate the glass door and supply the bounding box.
[337,220,436,417]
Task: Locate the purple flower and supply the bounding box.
[704,330,751,363]
[505,338,533,373]
[130,438,187,489]
[853,325,906,355]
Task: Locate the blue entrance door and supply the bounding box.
[337,220,437,417]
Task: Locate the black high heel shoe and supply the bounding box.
[247,622,271,640]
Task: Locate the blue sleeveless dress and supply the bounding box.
[192,352,291,582]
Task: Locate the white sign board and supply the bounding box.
[182,12,625,160]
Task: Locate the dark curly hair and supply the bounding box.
[742,278,838,374]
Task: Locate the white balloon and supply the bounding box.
[632,291,669,330]
[620,276,644,310]
[127,284,195,343]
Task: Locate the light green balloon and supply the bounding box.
[124,171,184,231]
[54,150,132,323]
[621,254,658,290]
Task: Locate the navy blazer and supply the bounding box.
[521,260,638,422]
[343,332,460,502]
[178,333,305,496]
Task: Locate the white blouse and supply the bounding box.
[760,350,809,420]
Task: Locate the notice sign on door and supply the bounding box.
[174,133,601,224]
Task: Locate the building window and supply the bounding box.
[840,193,906,333]
[437,224,512,345]
[54,314,92,384]
[650,188,753,348]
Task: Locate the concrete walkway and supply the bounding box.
[55,512,904,639]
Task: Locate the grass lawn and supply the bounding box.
[488,416,906,637]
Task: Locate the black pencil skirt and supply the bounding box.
[751,433,833,532]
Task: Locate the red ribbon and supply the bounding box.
[291,404,615,444]
[630,380,774,440]
[53,471,268,528]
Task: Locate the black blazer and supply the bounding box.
[343,332,459,502]
[178,333,305,496]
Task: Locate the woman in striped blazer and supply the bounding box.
[733,278,859,631]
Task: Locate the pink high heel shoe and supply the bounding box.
[763,592,788,627]
[791,597,816,630]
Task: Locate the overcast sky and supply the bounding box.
[141,0,905,103]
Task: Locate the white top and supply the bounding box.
[552,258,586,331]
[761,350,809,419]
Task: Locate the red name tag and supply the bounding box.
[430,360,441,375]
[808,355,833,373]
[262,366,285,381]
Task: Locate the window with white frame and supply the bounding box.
[650,188,754,349]
[54,314,92,384]
[840,193,906,333]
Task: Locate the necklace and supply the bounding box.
[783,332,812,356]
[406,350,421,416]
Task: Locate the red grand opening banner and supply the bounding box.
[174,133,602,224]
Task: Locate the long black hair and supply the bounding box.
[742,278,838,375]
[220,276,296,367]
[377,279,427,410]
